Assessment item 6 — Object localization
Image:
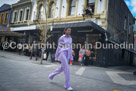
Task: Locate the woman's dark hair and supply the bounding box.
[63,27,71,34]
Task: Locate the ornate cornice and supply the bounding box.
[12,0,32,7]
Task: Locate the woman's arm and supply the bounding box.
[55,36,64,61]
[70,38,73,61]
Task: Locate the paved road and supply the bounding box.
[0,51,136,91]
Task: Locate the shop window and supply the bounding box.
[68,0,76,16]
[48,1,55,18]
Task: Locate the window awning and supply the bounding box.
[49,21,110,35]
[0,31,25,37]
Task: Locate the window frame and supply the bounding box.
[68,0,76,16]
[48,1,55,18]
[12,10,18,23]
[24,7,30,21]
[87,0,95,14]
[39,5,43,19]
[0,13,4,25]
[18,9,24,22]
[4,12,9,24]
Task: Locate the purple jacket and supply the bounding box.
[55,34,73,61]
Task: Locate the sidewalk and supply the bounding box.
[1,50,136,69]
[0,50,136,91]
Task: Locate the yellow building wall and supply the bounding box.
[34,0,107,29]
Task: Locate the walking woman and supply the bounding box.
[48,27,73,91]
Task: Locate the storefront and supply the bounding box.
[10,25,41,44]
[0,31,25,51]
[47,21,110,66]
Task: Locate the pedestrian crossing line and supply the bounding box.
[106,71,136,85]
[75,67,86,76]
[44,64,57,68]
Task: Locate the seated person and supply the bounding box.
[85,6,93,15]
[82,6,93,17]
[83,49,91,66]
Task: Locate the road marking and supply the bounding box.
[75,67,86,76]
[44,64,57,68]
[106,71,136,85]
[113,90,120,91]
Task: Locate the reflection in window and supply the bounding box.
[69,0,76,16]
[48,1,55,18]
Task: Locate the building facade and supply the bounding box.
[0,0,135,66]
[0,4,12,50]
[9,0,40,44]
[35,0,134,66]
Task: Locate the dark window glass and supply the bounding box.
[14,12,17,22]
[20,11,23,21]
[26,9,30,20]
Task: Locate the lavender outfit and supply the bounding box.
[49,34,73,88]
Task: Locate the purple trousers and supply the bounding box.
[49,51,70,88]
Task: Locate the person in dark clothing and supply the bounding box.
[82,5,93,20]
[30,41,38,61]
[83,49,91,66]
[85,6,93,15]
[18,42,23,55]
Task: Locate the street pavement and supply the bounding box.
[0,51,136,91]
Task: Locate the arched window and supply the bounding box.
[48,1,55,18]
[69,0,76,16]
[19,10,23,21]
[39,5,44,19]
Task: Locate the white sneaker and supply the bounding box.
[66,87,73,91]
[49,78,53,83]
